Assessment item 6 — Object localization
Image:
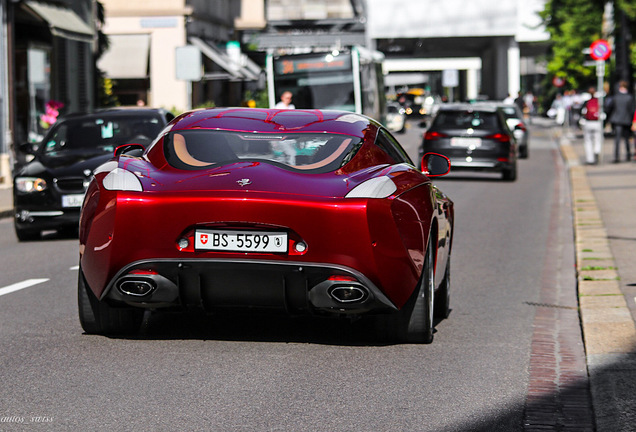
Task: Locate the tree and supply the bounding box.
[540,0,606,91]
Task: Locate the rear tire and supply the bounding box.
[502,163,517,181]
[14,222,40,242]
[78,267,143,335]
[434,259,451,319]
[381,239,435,344]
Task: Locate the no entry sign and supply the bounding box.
[590,40,612,61]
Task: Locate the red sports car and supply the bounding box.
[78,108,454,343]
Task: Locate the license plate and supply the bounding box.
[450,137,482,147]
[195,229,288,253]
[62,194,85,208]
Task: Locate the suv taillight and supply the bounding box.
[485,133,511,143]
[424,131,448,141]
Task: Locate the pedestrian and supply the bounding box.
[514,92,525,112]
[581,87,602,165]
[606,80,635,162]
[275,91,295,109]
[523,91,535,122]
[550,94,566,126]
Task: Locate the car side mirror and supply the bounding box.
[19,142,39,155]
[421,153,451,177]
[115,144,145,157]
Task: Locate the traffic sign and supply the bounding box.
[552,76,565,87]
[590,40,611,61]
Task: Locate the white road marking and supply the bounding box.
[0,279,49,297]
[69,265,79,271]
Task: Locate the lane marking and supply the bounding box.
[69,265,79,271]
[0,279,49,297]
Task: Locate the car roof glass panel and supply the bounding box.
[164,130,364,173]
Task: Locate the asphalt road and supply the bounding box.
[0,120,572,431]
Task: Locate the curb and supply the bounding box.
[560,136,636,432]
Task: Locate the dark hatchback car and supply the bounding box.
[13,108,174,240]
[419,103,518,181]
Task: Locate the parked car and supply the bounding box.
[397,91,425,117]
[78,108,454,343]
[385,102,406,133]
[13,108,175,241]
[420,103,518,180]
[481,102,529,158]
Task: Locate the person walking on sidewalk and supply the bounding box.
[606,80,635,162]
[582,87,603,164]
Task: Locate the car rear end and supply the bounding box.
[420,105,517,179]
[79,129,432,318]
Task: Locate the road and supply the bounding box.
[0,120,579,431]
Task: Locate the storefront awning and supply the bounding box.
[189,37,260,81]
[97,34,151,79]
[24,1,94,43]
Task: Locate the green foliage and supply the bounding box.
[98,75,119,108]
[193,101,216,110]
[243,89,269,108]
[541,0,606,90]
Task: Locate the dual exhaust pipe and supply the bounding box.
[116,271,369,306]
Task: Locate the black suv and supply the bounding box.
[419,103,518,181]
[13,108,174,240]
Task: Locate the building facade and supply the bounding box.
[238,0,550,101]
[98,0,257,113]
[1,0,96,184]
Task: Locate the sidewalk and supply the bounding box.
[560,125,636,431]
[0,183,11,219]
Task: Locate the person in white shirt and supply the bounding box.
[275,91,295,109]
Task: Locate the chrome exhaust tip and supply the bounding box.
[118,279,156,297]
[329,285,368,303]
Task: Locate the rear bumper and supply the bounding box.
[101,258,397,316]
[448,158,514,172]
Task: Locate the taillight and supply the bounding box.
[485,133,511,143]
[424,131,448,141]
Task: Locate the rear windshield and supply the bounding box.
[433,110,499,129]
[164,130,364,173]
[41,115,164,156]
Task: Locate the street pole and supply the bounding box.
[597,59,605,164]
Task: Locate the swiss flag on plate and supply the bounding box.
[200,234,208,244]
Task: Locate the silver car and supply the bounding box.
[489,103,529,159]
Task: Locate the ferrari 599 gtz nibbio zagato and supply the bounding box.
[78,108,454,343]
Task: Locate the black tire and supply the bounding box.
[520,146,529,159]
[78,267,143,335]
[502,163,517,181]
[380,239,435,344]
[434,259,450,319]
[14,222,40,242]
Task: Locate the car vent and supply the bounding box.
[54,177,86,193]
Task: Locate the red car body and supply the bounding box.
[78,108,454,343]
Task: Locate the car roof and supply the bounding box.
[169,108,378,138]
[58,108,169,121]
[437,103,500,113]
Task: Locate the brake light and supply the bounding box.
[424,131,448,141]
[485,133,511,143]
